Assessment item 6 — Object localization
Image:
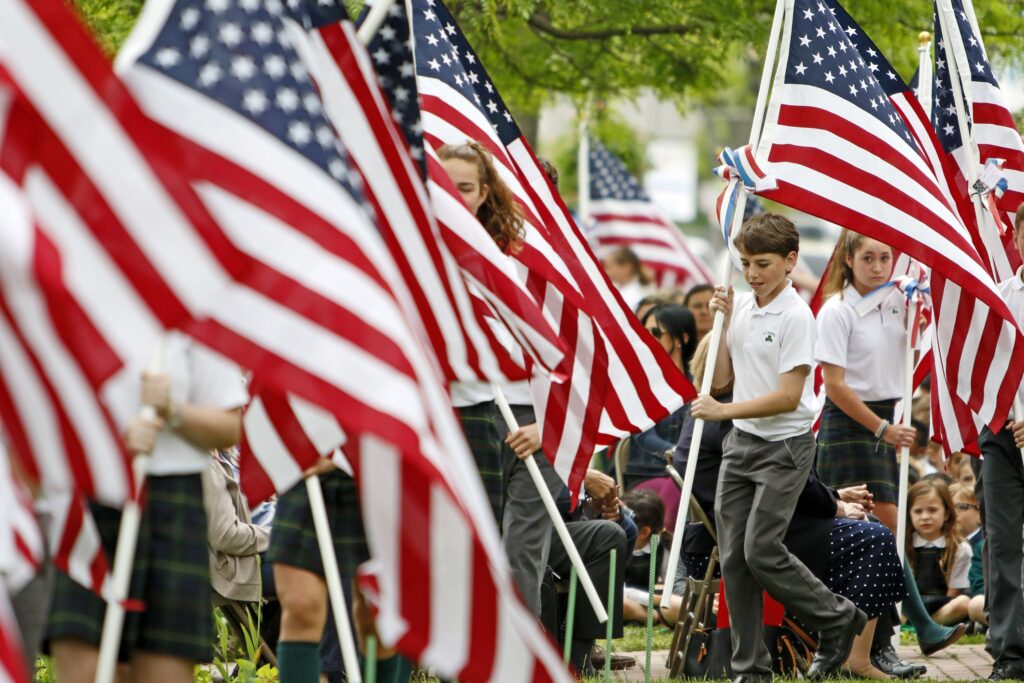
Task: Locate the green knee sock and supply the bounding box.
[376,655,414,683]
[277,640,320,683]
[901,559,955,643]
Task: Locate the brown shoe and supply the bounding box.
[589,645,636,670]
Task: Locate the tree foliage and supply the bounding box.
[74,0,1024,116]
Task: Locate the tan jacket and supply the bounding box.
[201,458,270,603]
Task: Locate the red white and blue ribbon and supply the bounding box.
[713,145,776,268]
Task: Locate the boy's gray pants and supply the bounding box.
[715,428,857,675]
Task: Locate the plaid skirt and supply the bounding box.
[816,398,900,504]
[457,401,504,525]
[267,470,367,580]
[47,475,213,662]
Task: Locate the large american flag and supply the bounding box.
[238,0,569,504]
[753,0,1024,443]
[932,0,1024,280]
[118,0,569,679]
[412,0,696,496]
[587,138,712,290]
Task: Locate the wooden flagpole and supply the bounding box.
[492,386,608,623]
[660,0,787,611]
[95,341,164,683]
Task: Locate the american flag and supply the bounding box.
[117,0,570,679]
[935,0,1024,228]
[237,0,568,504]
[931,0,1023,281]
[587,138,712,289]
[0,580,29,683]
[753,0,1024,444]
[412,0,696,496]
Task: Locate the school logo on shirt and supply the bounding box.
[763,331,776,344]
[888,305,900,316]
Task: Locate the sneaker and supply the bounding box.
[988,663,1024,680]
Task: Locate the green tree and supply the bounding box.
[75,0,1024,118]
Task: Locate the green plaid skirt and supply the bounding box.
[267,470,367,580]
[816,398,900,504]
[457,401,503,525]
[46,475,212,662]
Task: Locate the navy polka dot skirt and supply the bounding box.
[826,518,906,618]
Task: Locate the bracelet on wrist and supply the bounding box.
[873,420,889,439]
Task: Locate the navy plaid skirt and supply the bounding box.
[456,400,504,525]
[267,469,367,581]
[816,399,900,504]
[47,475,213,662]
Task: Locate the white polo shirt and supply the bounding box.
[728,281,818,440]
[815,285,906,401]
[105,332,248,476]
[998,267,1024,408]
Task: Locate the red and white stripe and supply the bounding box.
[0,581,29,683]
[588,200,713,290]
[414,1,695,496]
[759,33,1024,440]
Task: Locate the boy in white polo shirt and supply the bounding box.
[691,214,865,683]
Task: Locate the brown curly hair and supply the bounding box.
[437,141,524,253]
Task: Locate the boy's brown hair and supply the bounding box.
[1016,203,1024,233]
[733,213,800,258]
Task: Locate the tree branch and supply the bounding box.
[526,12,690,40]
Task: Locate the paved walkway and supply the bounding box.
[609,644,993,681]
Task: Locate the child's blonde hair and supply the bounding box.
[906,478,962,584]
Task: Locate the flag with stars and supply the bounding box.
[115,0,572,679]
[933,0,1024,275]
[754,0,1024,449]
[411,0,696,501]
[587,138,712,290]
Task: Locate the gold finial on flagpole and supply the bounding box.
[918,31,931,46]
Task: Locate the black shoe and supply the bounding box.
[988,662,1024,680]
[872,645,927,679]
[732,674,773,683]
[807,609,868,680]
[919,622,967,656]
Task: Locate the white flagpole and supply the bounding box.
[893,296,918,647]
[915,32,933,117]
[492,386,609,623]
[355,0,398,44]
[660,0,787,612]
[306,474,363,683]
[95,341,164,683]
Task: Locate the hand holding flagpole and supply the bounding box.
[660,0,786,612]
[95,340,164,683]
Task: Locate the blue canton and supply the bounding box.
[358,1,426,177]
[137,0,374,216]
[410,0,520,146]
[589,139,649,201]
[784,0,916,149]
[932,0,994,153]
